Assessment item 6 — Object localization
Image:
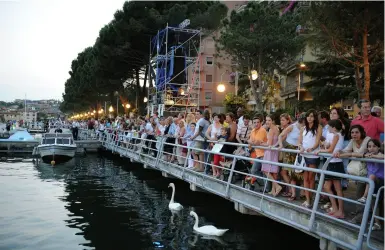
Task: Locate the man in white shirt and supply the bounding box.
[144,118,157,156]
[72,121,79,140]
[236,114,252,144]
[190,110,211,172]
[237,107,244,130]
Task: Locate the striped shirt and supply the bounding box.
[237,123,252,141]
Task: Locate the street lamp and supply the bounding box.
[251,70,258,80]
[217,70,228,93]
[125,103,131,109]
[144,97,148,103]
[109,106,114,113]
[217,84,225,92]
[300,62,306,68]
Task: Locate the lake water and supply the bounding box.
[0,153,318,250]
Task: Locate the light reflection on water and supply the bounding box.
[0,154,318,250]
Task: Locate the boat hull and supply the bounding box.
[38,145,76,164]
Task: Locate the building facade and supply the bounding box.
[191,1,247,114]
[0,111,37,122]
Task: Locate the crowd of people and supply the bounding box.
[73,100,384,229]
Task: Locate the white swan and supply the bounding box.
[168,183,183,211]
[189,211,229,236]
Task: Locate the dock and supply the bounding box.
[0,140,102,155]
[99,133,384,250]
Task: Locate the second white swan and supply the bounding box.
[168,183,183,211]
[189,211,229,236]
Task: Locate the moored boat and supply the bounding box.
[37,133,76,164]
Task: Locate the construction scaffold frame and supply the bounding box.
[148,23,202,116]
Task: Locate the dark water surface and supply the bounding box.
[0,154,318,250]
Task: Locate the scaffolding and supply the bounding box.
[148,23,202,117]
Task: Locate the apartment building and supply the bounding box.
[192,1,247,114]
[0,111,37,122]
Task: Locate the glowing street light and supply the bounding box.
[300,62,306,68]
[218,70,229,93]
[217,83,225,92]
[125,103,131,109]
[144,97,148,103]
[251,70,258,80]
[109,106,114,113]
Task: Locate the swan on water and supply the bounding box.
[168,183,183,211]
[189,211,229,236]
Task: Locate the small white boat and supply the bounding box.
[37,133,76,163]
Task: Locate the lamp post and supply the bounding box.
[297,62,306,118]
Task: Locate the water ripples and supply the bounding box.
[0,154,318,250]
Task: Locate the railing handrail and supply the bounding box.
[89,128,385,164]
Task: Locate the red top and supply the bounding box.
[351,115,384,140]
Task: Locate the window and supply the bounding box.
[205,39,214,48]
[206,56,213,66]
[206,74,213,83]
[205,92,212,102]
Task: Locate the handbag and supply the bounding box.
[347,160,367,176]
[294,154,306,173]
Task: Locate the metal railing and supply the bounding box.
[97,129,383,250]
[367,186,384,250]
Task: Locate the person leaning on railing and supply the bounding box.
[276,113,293,196]
[298,109,323,209]
[247,114,268,183]
[276,113,306,201]
[315,119,346,219]
[333,124,371,223]
[260,114,282,197]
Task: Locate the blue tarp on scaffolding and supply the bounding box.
[155,46,187,92]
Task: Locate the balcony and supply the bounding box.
[280,79,306,98]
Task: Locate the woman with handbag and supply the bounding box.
[277,113,306,201]
[298,109,323,208]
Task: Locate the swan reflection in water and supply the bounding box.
[170,209,182,225]
[188,233,228,247]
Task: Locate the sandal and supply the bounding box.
[301,201,312,209]
[357,197,367,203]
[274,185,283,197]
[331,214,345,219]
[288,196,296,201]
[372,222,381,231]
[282,192,292,197]
[321,202,331,210]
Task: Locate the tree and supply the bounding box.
[308,1,384,101]
[217,2,305,110]
[61,1,228,114]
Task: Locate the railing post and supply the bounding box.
[225,157,237,197]
[366,186,384,249]
[154,136,165,168]
[308,157,332,230]
[182,147,191,179]
[356,178,375,250]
